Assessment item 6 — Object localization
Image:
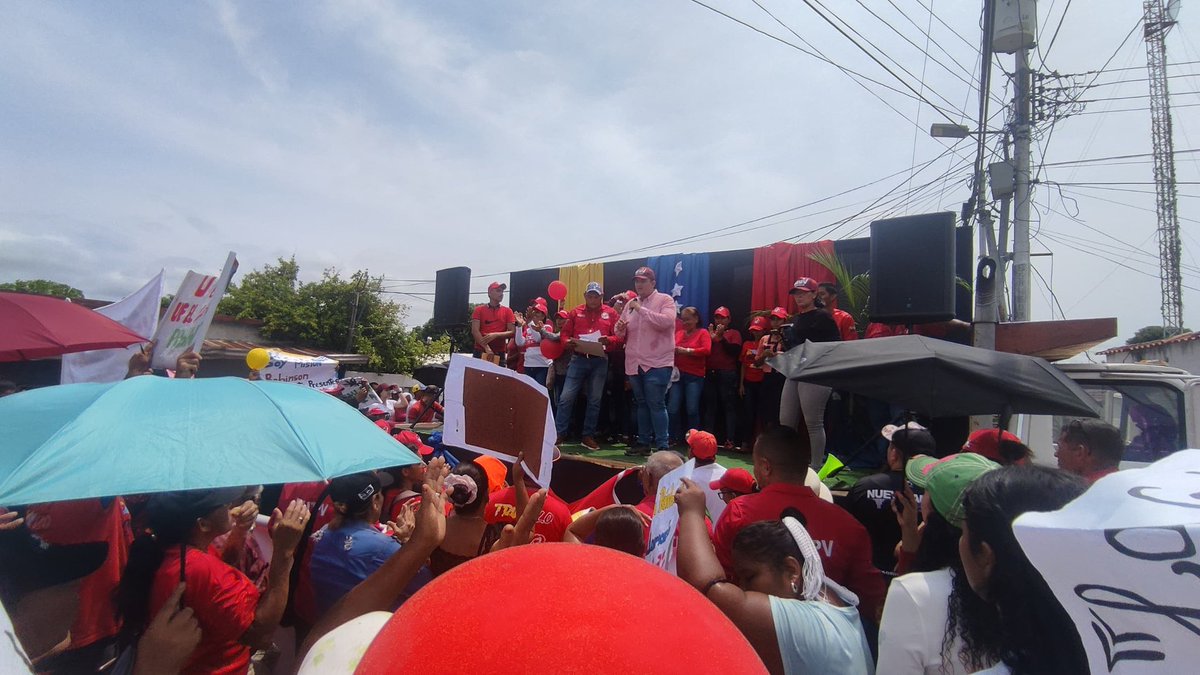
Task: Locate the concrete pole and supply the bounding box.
[1012,47,1033,321]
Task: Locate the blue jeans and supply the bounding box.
[629,366,672,449]
[525,366,549,390]
[555,356,608,438]
[669,372,704,441]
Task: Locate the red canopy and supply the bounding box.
[0,292,149,362]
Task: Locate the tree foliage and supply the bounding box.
[1126,325,1191,345]
[413,304,482,355]
[217,258,449,373]
[0,279,84,299]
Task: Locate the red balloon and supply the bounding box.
[356,544,767,674]
[539,327,565,360]
[547,280,568,302]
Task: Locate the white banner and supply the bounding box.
[645,458,695,573]
[151,252,237,370]
[1013,450,1200,674]
[443,355,555,488]
[259,350,339,389]
[61,271,164,384]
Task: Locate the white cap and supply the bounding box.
[881,421,927,441]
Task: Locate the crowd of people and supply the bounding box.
[1,337,1131,674]
[0,273,1144,675]
[475,270,924,465]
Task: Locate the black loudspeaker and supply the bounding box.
[869,212,956,323]
[433,267,471,329]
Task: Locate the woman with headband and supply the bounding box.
[675,478,872,675]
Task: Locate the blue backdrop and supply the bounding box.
[647,253,710,323]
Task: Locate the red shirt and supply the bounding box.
[739,340,765,384]
[484,486,573,543]
[830,308,858,341]
[561,303,622,352]
[706,327,744,372]
[711,482,885,620]
[25,498,133,648]
[865,323,909,339]
[149,547,259,675]
[472,303,517,353]
[674,328,712,377]
[406,401,444,424]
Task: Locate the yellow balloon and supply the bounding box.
[246,348,270,371]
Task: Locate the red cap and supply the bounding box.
[789,277,819,294]
[633,266,656,282]
[770,307,789,320]
[375,419,393,432]
[355,545,765,675]
[963,429,1022,462]
[532,302,548,315]
[556,310,570,320]
[685,429,717,460]
[488,282,507,292]
[626,290,637,300]
[710,468,755,494]
[394,430,434,457]
[749,316,769,331]
[714,306,730,318]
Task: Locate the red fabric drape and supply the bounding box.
[750,240,836,312]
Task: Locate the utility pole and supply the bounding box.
[973,0,999,351]
[1144,0,1185,336]
[1011,46,1033,322]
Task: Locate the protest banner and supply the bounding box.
[645,458,696,572]
[1013,450,1200,674]
[61,271,164,384]
[442,355,555,487]
[257,350,339,389]
[151,252,238,369]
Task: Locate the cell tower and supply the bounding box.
[1144,0,1185,335]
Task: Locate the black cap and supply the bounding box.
[328,472,381,507]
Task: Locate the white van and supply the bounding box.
[1016,362,1200,468]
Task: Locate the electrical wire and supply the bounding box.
[797,0,967,122]
[1038,0,1074,65]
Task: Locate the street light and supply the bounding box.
[930,123,972,139]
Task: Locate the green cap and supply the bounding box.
[905,453,999,528]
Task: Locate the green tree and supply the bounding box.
[218,258,449,373]
[414,304,481,355]
[1126,325,1191,345]
[0,279,84,299]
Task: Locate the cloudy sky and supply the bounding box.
[1,1,1197,349]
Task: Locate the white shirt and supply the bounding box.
[877,568,984,675]
[690,461,728,523]
[515,324,551,368]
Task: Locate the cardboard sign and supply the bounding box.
[442,355,555,487]
[1013,450,1200,674]
[644,458,696,572]
[258,350,339,390]
[151,252,238,369]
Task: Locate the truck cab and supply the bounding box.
[1017,362,1200,468]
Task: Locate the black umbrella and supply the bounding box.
[769,334,1101,418]
[412,363,448,389]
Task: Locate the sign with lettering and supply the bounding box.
[1013,450,1200,674]
[258,350,339,389]
[645,458,695,572]
[151,252,238,369]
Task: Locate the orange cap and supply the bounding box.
[686,429,718,460]
[473,455,508,494]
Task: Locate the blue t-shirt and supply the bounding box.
[768,591,873,675]
[309,521,429,614]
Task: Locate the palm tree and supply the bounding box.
[807,250,870,335]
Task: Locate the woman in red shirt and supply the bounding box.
[668,306,712,445]
[115,488,310,675]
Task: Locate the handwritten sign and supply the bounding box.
[645,458,695,572]
[1013,450,1200,674]
[442,355,555,487]
[151,252,238,369]
[258,350,339,389]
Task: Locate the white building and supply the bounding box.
[1099,332,1200,375]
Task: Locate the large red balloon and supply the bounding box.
[355,544,766,674]
[547,280,568,302]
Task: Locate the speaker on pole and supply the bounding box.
[433,267,471,329]
[869,212,956,324]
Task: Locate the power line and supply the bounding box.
[1077,90,1200,103]
[797,0,966,122]
[1071,101,1200,116]
[908,0,977,52]
[1054,186,1200,225]
[1041,147,1200,167]
[1039,0,1074,64]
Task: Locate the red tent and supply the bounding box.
[0,292,148,362]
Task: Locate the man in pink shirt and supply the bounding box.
[615,266,677,455]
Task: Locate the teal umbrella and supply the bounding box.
[0,376,420,505]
